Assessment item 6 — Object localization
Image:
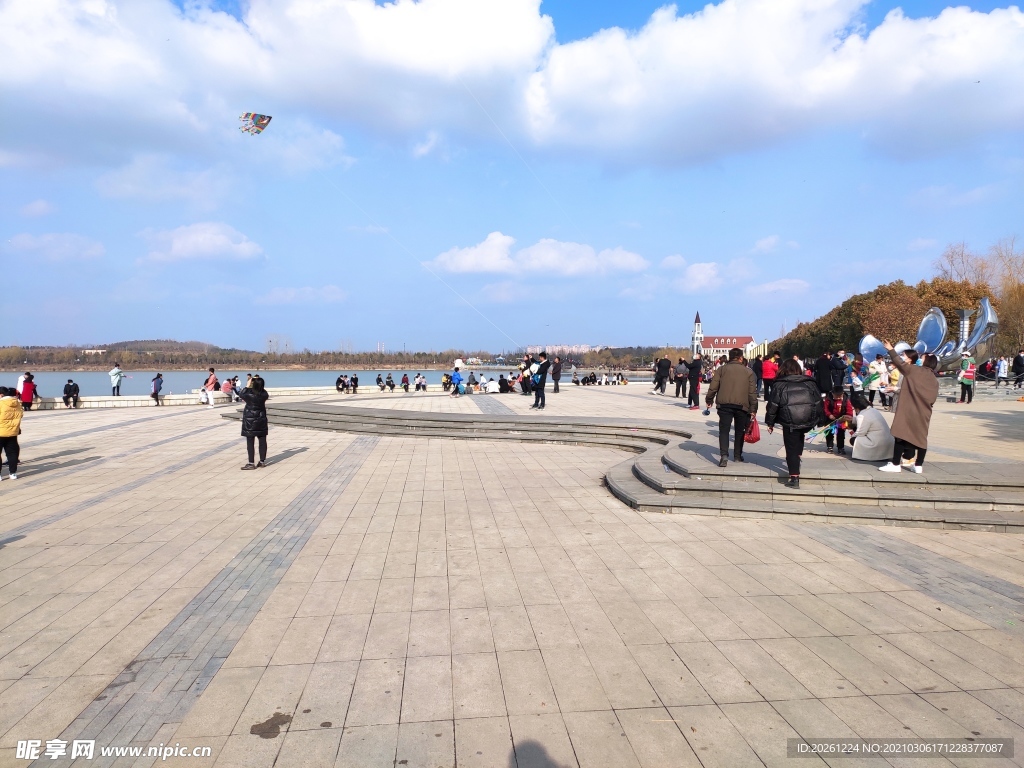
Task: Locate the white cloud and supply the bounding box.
[674,262,722,293]
[413,131,442,158]
[5,232,104,261]
[746,278,811,295]
[430,231,517,274]
[752,235,781,253]
[907,237,938,251]
[141,222,263,264]
[2,0,1022,167]
[660,254,687,270]
[19,199,54,217]
[255,285,346,305]
[427,232,648,276]
[96,155,228,206]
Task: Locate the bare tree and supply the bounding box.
[933,241,992,285]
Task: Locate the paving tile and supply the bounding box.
[541,648,611,713]
[334,723,399,768]
[563,710,641,768]
[401,655,453,723]
[452,652,506,719]
[497,649,558,715]
[616,707,702,768]
[508,713,579,768]
[666,704,764,768]
[670,642,763,704]
[396,720,455,768]
[454,716,514,768]
[345,659,404,727]
[291,661,359,732]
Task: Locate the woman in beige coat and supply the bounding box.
[878,342,939,474]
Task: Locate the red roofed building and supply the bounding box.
[692,312,766,359]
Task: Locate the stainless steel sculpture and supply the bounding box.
[858,297,998,367]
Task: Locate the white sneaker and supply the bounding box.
[911,465,923,474]
[207,405,215,409]
[9,473,16,480]
[878,463,902,473]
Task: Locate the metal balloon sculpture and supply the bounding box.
[859,298,998,367]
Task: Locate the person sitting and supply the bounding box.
[377,374,385,391]
[847,393,894,462]
[385,374,395,392]
[336,374,346,393]
[401,373,410,392]
[63,379,80,408]
[572,371,580,385]
[823,386,854,455]
[485,377,500,393]
[498,375,510,393]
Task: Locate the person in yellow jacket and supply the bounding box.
[0,386,24,480]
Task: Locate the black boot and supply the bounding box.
[785,476,800,489]
[718,456,728,468]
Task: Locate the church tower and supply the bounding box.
[692,311,703,354]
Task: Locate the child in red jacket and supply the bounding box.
[823,386,853,455]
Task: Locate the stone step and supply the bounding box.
[633,454,1024,513]
[605,457,1024,533]
[661,446,1022,493]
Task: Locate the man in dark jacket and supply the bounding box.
[814,352,832,394]
[531,353,551,410]
[686,354,703,409]
[551,357,562,393]
[751,356,763,395]
[63,379,80,408]
[830,351,847,389]
[673,358,689,398]
[651,356,672,395]
[1012,350,1024,389]
[705,348,758,466]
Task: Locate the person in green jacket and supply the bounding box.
[109,363,127,396]
[957,352,976,404]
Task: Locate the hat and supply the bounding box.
[961,351,970,357]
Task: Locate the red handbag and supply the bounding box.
[744,415,761,444]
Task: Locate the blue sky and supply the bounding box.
[2,0,1022,354]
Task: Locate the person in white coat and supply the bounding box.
[847,393,894,462]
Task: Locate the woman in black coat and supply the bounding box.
[765,359,825,489]
[238,376,270,470]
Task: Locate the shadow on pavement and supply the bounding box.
[510,740,568,768]
[265,447,309,465]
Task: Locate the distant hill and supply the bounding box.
[771,277,992,358]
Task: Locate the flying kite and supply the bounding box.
[239,113,272,135]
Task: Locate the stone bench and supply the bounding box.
[27,391,234,410]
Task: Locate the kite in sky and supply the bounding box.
[239,113,272,135]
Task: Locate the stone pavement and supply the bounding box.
[0,387,1022,767]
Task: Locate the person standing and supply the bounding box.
[751,355,763,396]
[204,368,219,409]
[813,351,832,395]
[531,353,551,410]
[551,357,562,393]
[19,375,38,411]
[674,358,688,398]
[957,352,976,404]
[653,356,672,395]
[686,354,703,410]
[761,351,779,403]
[830,351,847,390]
[765,358,824,488]
[109,363,126,396]
[995,356,1010,387]
[822,387,853,455]
[151,373,164,406]
[449,366,463,398]
[705,348,758,467]
[63,379,80,408]
[878,343,939,474]
[0,387,23,480]
[867,355,887,405]
[1013,350,1024,389]
[16,372,29,398]
[238,376,270,470]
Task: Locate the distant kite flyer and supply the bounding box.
[239,112,272,135]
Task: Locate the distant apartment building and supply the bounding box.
[82,349,107,355]
[525,344,605,356]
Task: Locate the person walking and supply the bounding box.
[551,357,562,393]
[674,358,688,398]
[705,348,758,467]
[238,376,270,470]
[684,354,703,409]
[761,351,779,402]
[204,368,219,409]
[531,353,551,410]
[654,355,672,395]
[765,358,824,488]
[878,343,939,474]
[19,375,38,411]
[0,387,23,480]
[449,367,463,398]
[751,355,763,396]
[1013,349,1024,389]
[63,379,80,408]
[151,373,164,405]
[109,363,126,396]
[957,352,976,404]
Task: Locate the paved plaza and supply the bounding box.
[1,385,1023,767]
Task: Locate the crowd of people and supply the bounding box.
[700,342,943,488]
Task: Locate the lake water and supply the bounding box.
[3,369,533,397]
